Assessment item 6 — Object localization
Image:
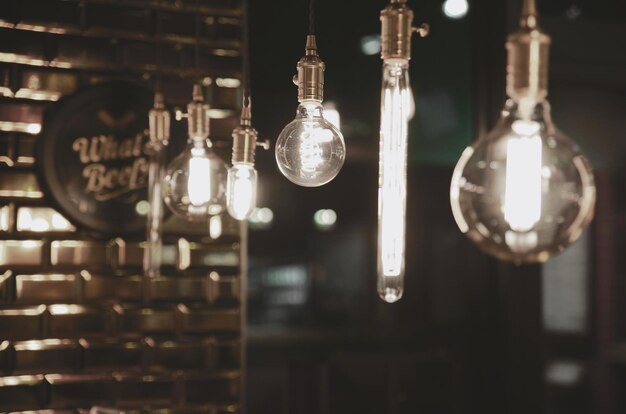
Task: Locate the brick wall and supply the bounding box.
[0,1,244,412]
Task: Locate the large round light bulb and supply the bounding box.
[226,163,258,220]
[275,101,345,187]
[450,98,596,263]
[163,139,227,221]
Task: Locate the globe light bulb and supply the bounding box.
[449,0,596,263]
[275,35,345,187]
[377,0,428,303]
[276,101,344,187]
[378,60,410,303]
[163,139,227,221]
[162,85,227,222]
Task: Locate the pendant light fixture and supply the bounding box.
[275,0,346,187]
[449,0,596,263]
[377,0,428,303]
[162,85,228,221]
[227,99,270,220]
[226,0,270,221]
[144,92,169,278]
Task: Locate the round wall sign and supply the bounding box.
[37,82,155,236]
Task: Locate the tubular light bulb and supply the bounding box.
[378,60,410,303]
[450,0,595,263]
[226,101,269,221]
[162,86,227,222]
[275,35,345,187]
[377,0,428,303]
[227,163,257,220]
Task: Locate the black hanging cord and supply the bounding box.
[308,0,316,35]
[242,0,251,109]
[154,10,162,92]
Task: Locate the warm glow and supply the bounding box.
[209,215,222,239]
[377,61,410,303]
[17,208,74,232]
[443,0,469,19]
[379,74,409,277]
[227,164,257,220]
[504,121,542,232]
[188,153,211,206]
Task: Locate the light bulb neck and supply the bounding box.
[297,101,324,119]
[294,35,325,102]
[191,138,210,150]
[520,0,538,29]
[506,2,551,102]
[380,1,428,61]
[240,97,252,127]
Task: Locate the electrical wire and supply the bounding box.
[154,10,162,92]
[308,0,316,35]
[242,0,251,110]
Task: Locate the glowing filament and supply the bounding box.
[377,61,410,303]
[188,154,211,206]
[504,123,542,232]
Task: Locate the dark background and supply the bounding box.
[245,0,626,413]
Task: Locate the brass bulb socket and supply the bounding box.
[149,94,170,146]
[506,27,551,102]
[232,124,258,165]
[380,1,413,60]
[295,35,325,102]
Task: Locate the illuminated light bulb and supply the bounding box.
[378,61,410,300]
[164,139,226,220]
[443,0,469,19]
[227,164,257,220]
[163,85,227,222]
[449,0,596,263]
[275,35,345,187]
[226,100,270,221]
[377,0,428,303]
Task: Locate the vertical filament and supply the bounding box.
[300,124,331,173]
[504,120,542,232]
[227,164,258,220]
[377,60,410,303]
[188,147,212,206]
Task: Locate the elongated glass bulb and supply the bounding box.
[163,139,227,221]
[227,163,258,220]
[275,101,345,187]
[377,60,410,303]
[450,99,595,262]
[144,143,165,278]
